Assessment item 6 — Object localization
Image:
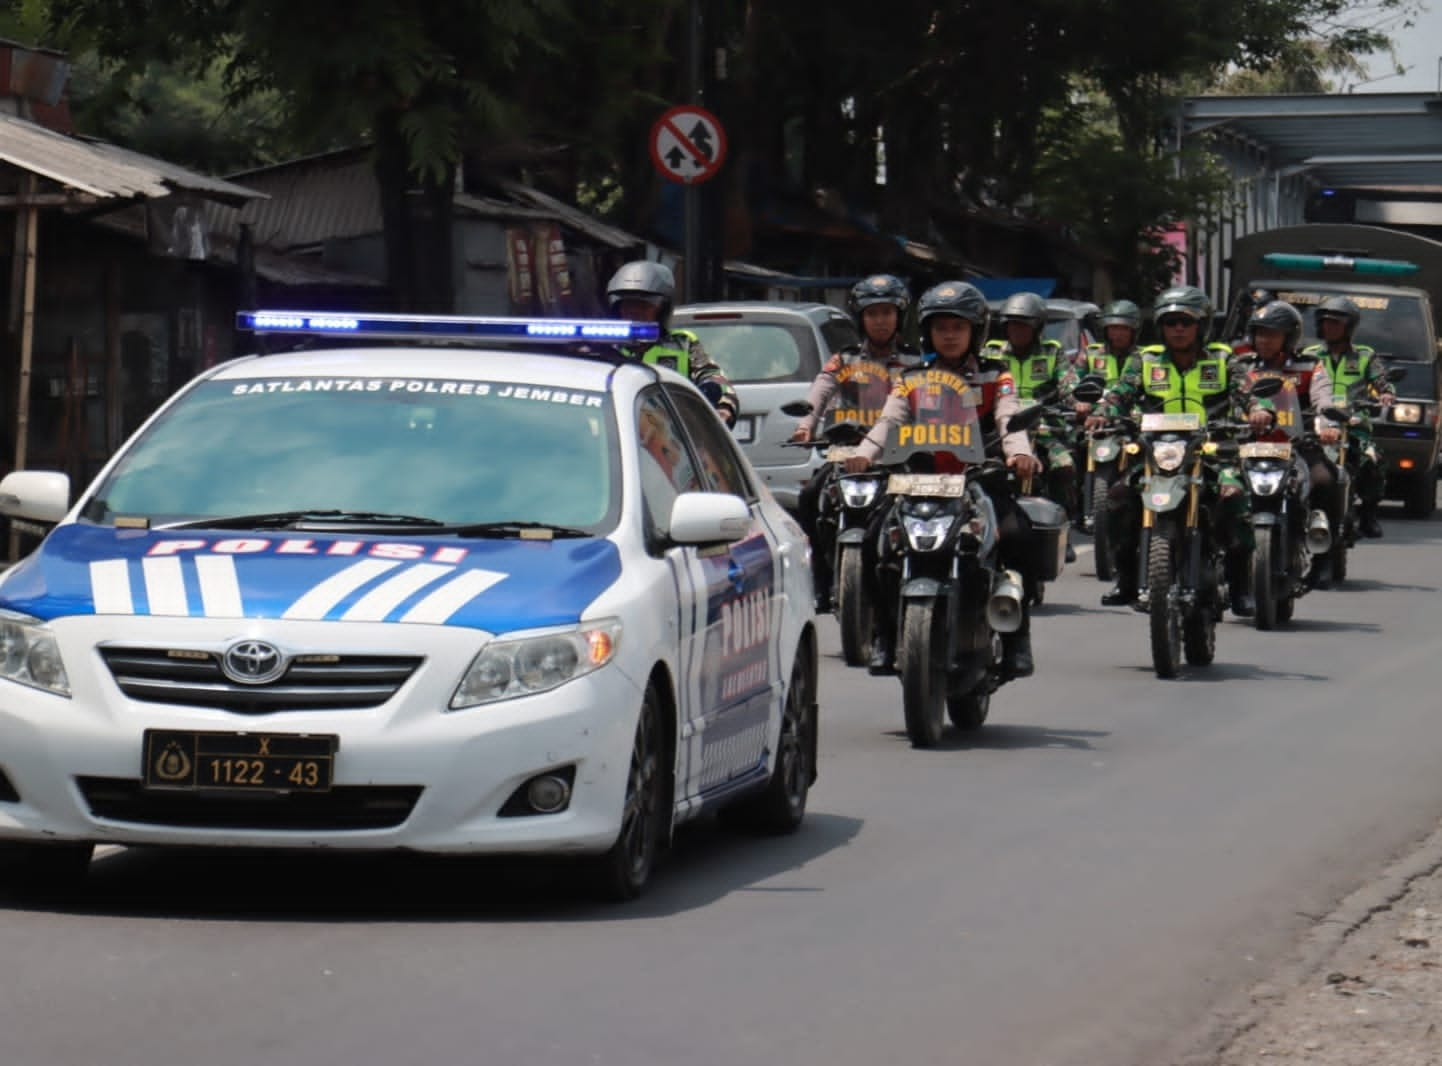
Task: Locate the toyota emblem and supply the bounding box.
[221,640,286,685]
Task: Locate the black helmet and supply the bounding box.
[1314,295,1361,339]
[1099,299,1141,330]
[1153,285,1213,341]
[607,260,676,328]
[848,273,910,320]
[917,281,988,355]
[1247,300,1303,351]
[997,292,1048,331]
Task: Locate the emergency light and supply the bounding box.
[235,310,662,343]
[1261,252,1419,277]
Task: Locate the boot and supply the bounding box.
[1306,552,1333,591]
[1359,504,1383,539]
[1001,624,1035,679]
[866,633,896,676]
[1064,532,1077,565]
[1101,579,1136,606]
[1227,552,1254,617]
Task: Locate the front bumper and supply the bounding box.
[0,615,644,855]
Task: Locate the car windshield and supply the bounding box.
[1044,317,1081,354]
[1271,289,1438,399]
[676,320,815,383]
[82,375,620,530]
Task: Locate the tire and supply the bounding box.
[837,545,871,668]
[900,600,947,748]
[1404,468,1437,518]
[946,681,991,731]
[725,648,816,835]
[1252,534,1276,631]
[1092,475,1115,582]
[1148,537,1182,679]
[1331,536,1348,585]
[1277,594,1295,624]
[1183,606,1217,666]
[589,683,669,902]
[0,842,93,902]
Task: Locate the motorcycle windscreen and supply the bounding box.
[877,367,988,466]
[821,359,893,433]
[1248,370,1304,439]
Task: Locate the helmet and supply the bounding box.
[917,281,988,355]
[1153,285,1214,341]
[1099,299,1141,330]
[848,274,910,321]
[997,292,1048,331]
[1247,300,1303,352]
[607,260,676,328]
[1314,295,1362,339]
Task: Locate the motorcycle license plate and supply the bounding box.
[887,473,968,497]
[1141,412,1202,432]
[825,445,860,462]
[1239,442,1292,460]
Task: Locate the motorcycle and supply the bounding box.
[1070,375,1133,582]
[873,369,1043,747]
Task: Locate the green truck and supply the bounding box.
[1224,224,1442,517]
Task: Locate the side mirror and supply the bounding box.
[1007,404,1046,434]
[1321,406,1351,423]
[780,400,813,418]
[1214,442,1241,462]
[1249,376,1284,399]
[1385,366,1407,383]
[0,470,70,524]
[669,491,750,545]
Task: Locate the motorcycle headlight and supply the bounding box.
[1092,441,1118,461]
[1246,467,1286,496]
[902,514,955,552]
[838,477,881,509]
[0,611,69,697]
[1393,403,1423,424]
[1151,441,1187,472]
[450,620,620,710]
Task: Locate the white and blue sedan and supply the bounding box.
[0,312,819,900]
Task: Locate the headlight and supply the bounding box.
[838,477,881,509]
[1151,441,1187,472]
[902,514,955,552]
[1393,403,1423,424]
[1246,467,1286,496]
[0,611,69,696]
[1092,442,1118,461]
[450,619,620,710]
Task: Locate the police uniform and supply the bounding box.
[631,329,739,425]
[1303,341,1397,533]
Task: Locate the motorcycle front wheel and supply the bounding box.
[900,599,948,748]
[837,544,871,667]
[1092,474,1115,582]
[1252,533,1277,631]
[1148,536,1182,679]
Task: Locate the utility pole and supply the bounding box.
[683,0,703,304]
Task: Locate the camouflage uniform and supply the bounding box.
[983,337,1080,515]
[1301,340,1397,532]
[629,329,740,426]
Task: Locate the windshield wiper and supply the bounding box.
[163,510,447,531]
[449,520,592,540]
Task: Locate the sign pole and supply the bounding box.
[683,0,702,304]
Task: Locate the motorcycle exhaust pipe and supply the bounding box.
[987,569,1026,634]
[1306,510,1333,555]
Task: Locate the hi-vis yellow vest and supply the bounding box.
[1084,343,1133,384]
[1139,343,1232,420]
[984,339,1063,399]
[1303,342,1376,402]
[641,329,700,377]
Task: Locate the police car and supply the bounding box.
[0,311,819,901]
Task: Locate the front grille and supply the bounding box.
[99,648,422,713]
[77,777,422,831]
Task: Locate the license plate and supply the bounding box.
[143,730,337,793]
[732,416,755,443]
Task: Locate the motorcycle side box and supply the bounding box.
[1018,495,1068,581]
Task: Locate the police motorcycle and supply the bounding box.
[1072,375,1132,582]
[1126,382,1282,679]
[1237,375,1330,630]
[779,360,895,665]
[871,370,1045,747]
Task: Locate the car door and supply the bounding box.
[664,385,783,806]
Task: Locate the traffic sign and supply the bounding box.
[649,105,728,185]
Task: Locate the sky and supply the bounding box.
[1356,1,1442,92]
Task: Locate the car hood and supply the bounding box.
[0,525,622,632]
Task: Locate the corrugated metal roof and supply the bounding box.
[491,177,643,250]
[207,153,380,249]
[1182,93,1442,189]
[0,111,262,204]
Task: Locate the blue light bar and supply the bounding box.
[235,310,661,344]
[1262,252,1419,277]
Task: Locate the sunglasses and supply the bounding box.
[1159,316,1198,328]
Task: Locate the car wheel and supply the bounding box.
[1404,466,1437,518]
[589,683,669,902]
[723,646,816,835]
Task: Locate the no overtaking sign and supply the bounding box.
[650,105,728,185]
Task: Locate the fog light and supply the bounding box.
[1400,458,1416,470]
[526,774,572,814]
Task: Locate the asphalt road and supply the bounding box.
[3,494,1441,1066]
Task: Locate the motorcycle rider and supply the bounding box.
[1237,300,1345,588]
[790,274,921,612]
[1080,300,1142,392]
[844,281,1044,678]
[984,292,1081,559]
[1301,296,1398,539]
[1084,285,1269,615]
[606,260,740,426]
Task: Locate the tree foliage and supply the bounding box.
[24,0,1423,306]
